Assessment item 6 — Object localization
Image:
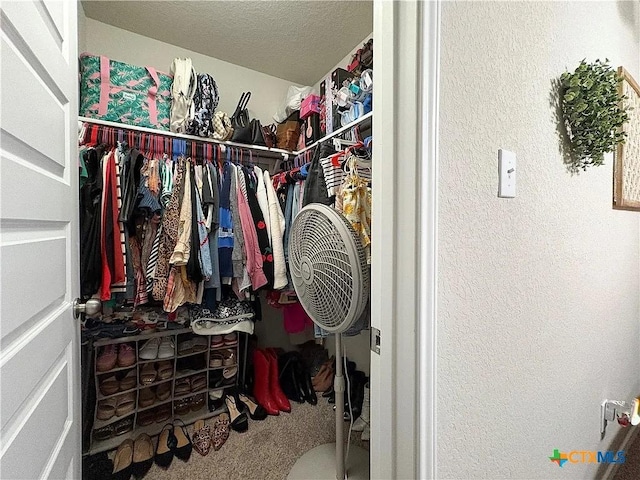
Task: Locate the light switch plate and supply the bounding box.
[498,149,516,198]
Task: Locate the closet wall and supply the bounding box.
[78,5,298,124]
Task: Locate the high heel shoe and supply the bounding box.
[172,420,193,462]
[154,424,176,469]
[237,392,268,420]
[131,433,154,479]
[224,395,249,432]
[112,438,134,480]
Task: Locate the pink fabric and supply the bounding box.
[145,67,160,126]
[283,302,313,334]
[98,56,110,116]
[237,177,267,290]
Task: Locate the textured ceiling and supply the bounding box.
[81,0,373,85]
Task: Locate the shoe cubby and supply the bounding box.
[89,328,243,454]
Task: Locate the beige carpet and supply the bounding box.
[145,400,369,480]
[612,429,640,480]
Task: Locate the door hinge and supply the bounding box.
[370,327,381,355]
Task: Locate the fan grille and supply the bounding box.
[289,204,369,333]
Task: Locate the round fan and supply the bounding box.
[288,204,370,480]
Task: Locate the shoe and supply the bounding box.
[237,392,268,420]
[113,416,134,436]
[119,369,137,391]
[208,390,225,411]
[155,404,171,424]
[112,438,134,480]
[156,361,174,380]
[209,353,224,368]
[156,382,171,401]
[117,343,136,368]
[353,383,370,432]
[139,338,160,360]
[224,395,248,432]
[278,352,305,404]
[265,349,291,412]
[312,364,333,392]
[139,363,157,386]
[96,344,118,372]
[131,434,154,479]
[191,374,207,392]
[296,359,317,405]
[136,409,155,427]
[222,366,237,380]
[252,349,280,416]
[172,420,193,462]
[116,392,136,417]
[96,397,117,421]
[174,378,191,396]
[99,375,119,396]
[138,388,155,408]
[158,337,175,359]
[174,398,191,416]
[177,339,194,356]
[192,336,208,352]
[154,424,175,469]
[212,413,230,450]
[93,424,114,441]
[223,333,237,346]
[222,349,236,366]
[192,420,212,456]
[210,335,224,348]
[191,393,206,411]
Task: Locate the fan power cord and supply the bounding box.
[344,343,354,463]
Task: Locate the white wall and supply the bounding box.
[438,2,640,478]
[81,18,298,124]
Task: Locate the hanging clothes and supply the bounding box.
[243,167,274,288]
[264,170,287,289]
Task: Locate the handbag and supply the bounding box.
[276,111,301,151]
[230,92,253,143]
[251,118,266,146]
[212,111,234,141]
[262,123,277,148]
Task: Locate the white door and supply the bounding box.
[0,0,80,478]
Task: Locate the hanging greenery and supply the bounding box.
[560,59,629,171]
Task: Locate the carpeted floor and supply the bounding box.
[144,400,368,480]
[612,430,640,480]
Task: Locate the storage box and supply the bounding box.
[79,53,173,130]
[300,94,321,120]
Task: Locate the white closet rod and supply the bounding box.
[78,116,293,158]
[296,111,373,155]
[79,111,373,158]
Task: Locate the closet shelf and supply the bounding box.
[296,111,373,155]
[79,116,295,158]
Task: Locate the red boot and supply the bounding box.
[252,349,280,416]
[265,348,291,413]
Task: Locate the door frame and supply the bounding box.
[370,0,440,478]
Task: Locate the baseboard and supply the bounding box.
[598,425,640,480]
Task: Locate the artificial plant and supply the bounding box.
[560,59,629,170]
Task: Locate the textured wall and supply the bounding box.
[82,18,298,124]
[438,2,640,478]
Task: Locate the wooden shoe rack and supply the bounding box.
[89,328,242,454]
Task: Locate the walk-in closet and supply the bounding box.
[77,2,374,479]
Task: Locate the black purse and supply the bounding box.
[230,92,253,143]
[251,118,267,146]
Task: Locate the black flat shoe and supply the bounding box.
[172,420,193,462]
[224,394,249,432]
[131,434,154,479]
[154,424,176,469]
[238,392,268,420]
[112,439,134,480]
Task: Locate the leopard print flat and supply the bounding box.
[191,420,212,457]
[212,413,230,451]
